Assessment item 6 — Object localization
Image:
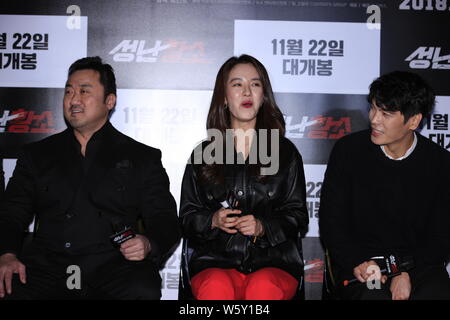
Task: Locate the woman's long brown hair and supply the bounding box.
[199,54,285,184]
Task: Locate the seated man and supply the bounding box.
[319,71,450,300]
[0,57,180,300]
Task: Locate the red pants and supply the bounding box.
[191,267,298,300]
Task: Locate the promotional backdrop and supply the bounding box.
[1,0,449,300]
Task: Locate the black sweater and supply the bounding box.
[319,129,450,282]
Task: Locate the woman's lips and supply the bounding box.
[241,101,253,108]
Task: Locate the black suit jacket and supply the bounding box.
[0,122,180,267]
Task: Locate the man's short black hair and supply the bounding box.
[68,56,117,100]
[368,71,435,123]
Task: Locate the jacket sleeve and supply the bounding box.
[259,149,309,247]
[139,149,180,265]
[179,163,221,241]
[0,150,36,256]
[319,139,366,275]
[410,151,450,279]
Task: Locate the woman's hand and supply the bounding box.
[211,207,242,234]
[235,215,264,237]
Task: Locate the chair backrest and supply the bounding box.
[178,238,195,300]
[321,249,339,300]
[292,234,305,300]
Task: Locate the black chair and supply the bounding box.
[178,238,195,300]
[178,235,306,300]
[291,235,306,300]
[321,249,340,300]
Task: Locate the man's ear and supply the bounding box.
[105,94,116,111]
[408,113,422,131]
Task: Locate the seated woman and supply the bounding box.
[179,54,309,300]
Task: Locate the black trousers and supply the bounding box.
[4,246,162,300]
[338,265,450,300]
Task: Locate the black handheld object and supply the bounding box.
[342,254,415,287]
[211,185,257,242]
[110,225,136,247]
[89,196,137,248]
[211,185,239,213]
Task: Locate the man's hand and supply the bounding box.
[235,215,264,237]
[0,253,26,298]
[119,235,151,261]
[353,260,387,284]
[211,207,241,234]
[390,272,411,300]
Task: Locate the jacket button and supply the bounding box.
[207,194,213,201]
[237,190,244,196]
[66,212,74,219]
[268,191,274,197]
[65,242,71,248]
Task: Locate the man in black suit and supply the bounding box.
[0,57,180,299]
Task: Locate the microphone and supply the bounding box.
[210,185,258,243]
[211,185,238,213]
[342,254,415,287]
[100,210,136,247]
[211,185,231,208]
[89,192,136,247]
[89,195,136,247]
[110,224,136,247]
[109,218,136,247]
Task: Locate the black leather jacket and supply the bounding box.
[180,137,309,280]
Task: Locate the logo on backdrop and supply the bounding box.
[109,39,212,64]
[406,47,450,70]
[285,115,352,140]
[304,258,324,283]
[0,108,57,134]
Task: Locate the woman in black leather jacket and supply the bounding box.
[180,54,309,300]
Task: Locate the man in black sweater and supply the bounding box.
[320,71,450,300]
